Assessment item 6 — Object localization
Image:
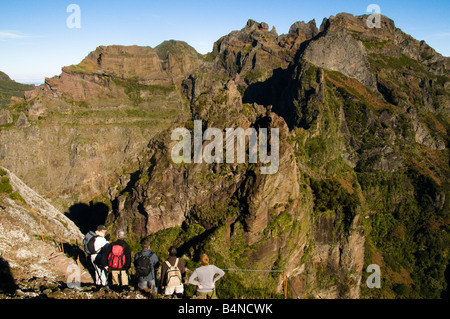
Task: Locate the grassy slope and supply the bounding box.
[0,71,34,108]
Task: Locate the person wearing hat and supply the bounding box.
[91,225,109,286]
[188,253,224,299]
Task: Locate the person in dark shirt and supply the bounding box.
[102,229,131,288]
[134,240,160,293]
[160,246,186,298]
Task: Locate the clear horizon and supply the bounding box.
[1,0,449,84]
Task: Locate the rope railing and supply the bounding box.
[221,268,300,299]
[223,268,284,273]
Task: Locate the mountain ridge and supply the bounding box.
[0,12,448,299]
[0,71,34,109]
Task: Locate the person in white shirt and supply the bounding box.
[90,225,109,286]
[188,253,224,299]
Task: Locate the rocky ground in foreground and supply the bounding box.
[0,276,168,300]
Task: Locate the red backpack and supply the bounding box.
[108,245,125,269]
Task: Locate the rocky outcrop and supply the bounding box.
[407,107,446,150]
[289,20,319,39]
[0,167,90,288]
[0,42,203,209]
[0,117,174,210]
[28,42,204,103]
[14,112,30,128]
[0,109,12,125]
[4,167,82,238]
[302,26,376,91]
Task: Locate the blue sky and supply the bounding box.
[0,0,449,84]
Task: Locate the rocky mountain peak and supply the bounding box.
[1,12,449,300]
[246,19,269,31]
[288,19,318,39]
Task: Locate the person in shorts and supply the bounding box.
[161,246,186,298]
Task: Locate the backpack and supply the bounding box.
[83,231,98,255]
[107,245,126,269]
[165,258,182,287]
[135,253,154,277]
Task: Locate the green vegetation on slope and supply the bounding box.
[0,168,26,204]
[359,167,449,298]
[0,71,34,108]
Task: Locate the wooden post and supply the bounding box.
[284,272,288,299]
[39,218,44,241]
[75,236,81,269]
[59,226,64,253]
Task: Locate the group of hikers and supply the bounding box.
[83,225,225,299]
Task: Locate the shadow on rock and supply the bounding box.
[0,256,17,295]
[65,201,110,235]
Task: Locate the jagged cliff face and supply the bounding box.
[0,41,203,209]
[108,14,449,299]
[1,13,448,299]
